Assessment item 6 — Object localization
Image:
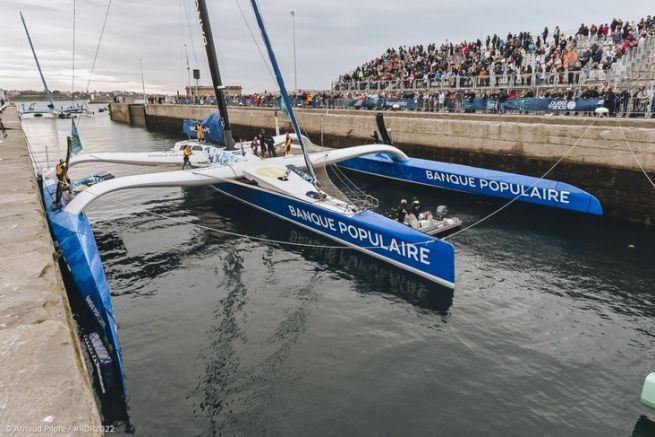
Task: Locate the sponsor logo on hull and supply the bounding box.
[213,182,455,287]
[339,155,603,215]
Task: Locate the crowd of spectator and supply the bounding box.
[336,15,655,89]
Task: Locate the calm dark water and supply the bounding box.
[23,108,655,436]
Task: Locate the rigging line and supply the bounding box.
[85,0,112,94]
[178,0,190,88]
[79,185,438,250]
[233,0,275,81]
[443,117,598,241]
[616,118,655,192]
[71,0,76,103]
[183,0,200,69]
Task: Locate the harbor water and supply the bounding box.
[22,108,655,436]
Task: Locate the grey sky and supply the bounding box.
[1,0,653,94]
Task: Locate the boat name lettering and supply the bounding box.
[85,295,106,330]
[288,206,430,265]
[194,0,208,45]
[426,170,477,187]
[425,170,570,204]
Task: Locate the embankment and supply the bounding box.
[0,106,102,433]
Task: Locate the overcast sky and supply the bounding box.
[1,0,653,94]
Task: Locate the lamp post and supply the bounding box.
[184,43,192,92]
[291,11,297,91]
[139,58,146,104]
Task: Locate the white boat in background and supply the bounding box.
[18,12,94,119]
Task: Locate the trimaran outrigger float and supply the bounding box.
[37,0,603,399]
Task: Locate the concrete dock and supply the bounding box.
[0,107,102,434]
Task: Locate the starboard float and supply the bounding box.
[338,153,603,215]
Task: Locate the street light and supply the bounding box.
[139,58,146,104]
[291,11,297,91]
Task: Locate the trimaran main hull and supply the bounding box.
[213,180,455,287]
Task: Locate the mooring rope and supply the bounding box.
[443,117,598,240]
[182,0,200,73]
[616,118,655,193]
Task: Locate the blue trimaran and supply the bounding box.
[38,0,602,398]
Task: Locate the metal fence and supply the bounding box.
[331,71,615,93]
[168,93,655,118]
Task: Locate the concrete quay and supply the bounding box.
[0,107,102,435]
[111,103,655,225]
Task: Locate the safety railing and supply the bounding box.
[331,70,618,93]
[168,93,655,118]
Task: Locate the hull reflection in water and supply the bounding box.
[190,198,452,435]
[194,249,249,437]
[185,187,454,313]
[194,245,323,435]
[285,228,453,314]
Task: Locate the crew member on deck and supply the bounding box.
[182,145,193,170]
[410,197,421,218]
[266,135,277,157]
[250,136,260,155]
[284,132,292,156]
[396,199,409,224]
[196,121,204,142]
[257,129,267,158]
[53,159,70,208]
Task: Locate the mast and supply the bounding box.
[20,12,55,109]
[249,0,318,185]
[194,0,235,150]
